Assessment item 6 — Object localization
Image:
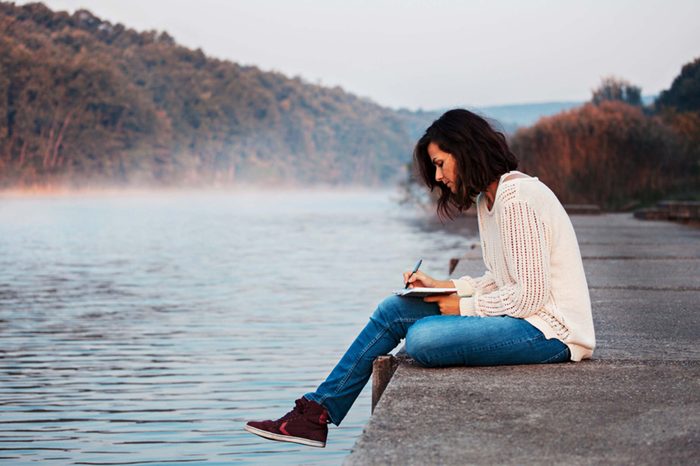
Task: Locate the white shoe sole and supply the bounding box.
[244,424,326,448]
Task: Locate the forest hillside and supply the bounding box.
[0,2,414,188]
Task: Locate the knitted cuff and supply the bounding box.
[459,296,477,316]
[452,277,475,297]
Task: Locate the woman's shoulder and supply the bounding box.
[499,172,553,201]
[506,175,569,223]
[501,171,532,183]
[480,172,562,218]
[494,171,537,205]
[491,172,562,217]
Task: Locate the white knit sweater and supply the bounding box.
[452,171,596,361]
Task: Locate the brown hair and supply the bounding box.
[413,109,518,219]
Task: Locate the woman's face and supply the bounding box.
[427,142,458,193]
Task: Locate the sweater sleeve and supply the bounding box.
[452,270,497,297]
[459,200,551,318]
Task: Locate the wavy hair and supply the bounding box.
[413,109,518,219]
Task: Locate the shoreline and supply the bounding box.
[0,184,402,199]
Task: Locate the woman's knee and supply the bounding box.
[370,295,407,325]
[405,318,442,367]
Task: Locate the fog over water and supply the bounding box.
[0,189,478,465]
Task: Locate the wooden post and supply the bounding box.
[372,355,398,413]
[449,258,460,275]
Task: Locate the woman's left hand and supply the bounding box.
[423,293,460,315]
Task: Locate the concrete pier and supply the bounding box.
[634,200,700,223]
[346,214,700,465]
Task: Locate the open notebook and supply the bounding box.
[393,287,458,298]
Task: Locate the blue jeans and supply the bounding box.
[304,295,570,425]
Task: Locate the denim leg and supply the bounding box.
[405,315,570,367]
[304,295,439,425]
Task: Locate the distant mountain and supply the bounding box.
[475,96,656,130]
[394,103,582,142]
[474,102,582,130]
[396,95,656,141]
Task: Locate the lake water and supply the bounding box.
[0,189,478,465]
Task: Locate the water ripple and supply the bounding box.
[0,190,476,465]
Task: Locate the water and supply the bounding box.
[0,189,478,465]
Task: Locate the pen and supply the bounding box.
[404,258,423,289]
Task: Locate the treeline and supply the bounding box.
[401,62,699,212]
[0,2,413,189]
[3,2,697,205]
[511,66,700,209]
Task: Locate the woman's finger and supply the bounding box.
[414,271,433,286]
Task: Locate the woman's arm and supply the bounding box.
[459,199,551,318]
[450,270,497,297]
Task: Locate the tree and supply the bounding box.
[656,57,700,114]
[510,101,685,209]
[591,76,642,106]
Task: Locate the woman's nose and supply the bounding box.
[435,168,443,181]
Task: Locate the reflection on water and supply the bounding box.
[0,189,477,465]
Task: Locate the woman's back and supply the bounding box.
[474,171,595,361]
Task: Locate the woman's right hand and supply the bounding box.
[403,270,438,288]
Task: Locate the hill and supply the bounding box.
[0,2,414,188]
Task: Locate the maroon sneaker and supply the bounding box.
[244,397,330,448]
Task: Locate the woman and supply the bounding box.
[244,109,596,448]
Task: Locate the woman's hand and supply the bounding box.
[423,293,461,315]
[403,271,437,288]
[403,271,453,289]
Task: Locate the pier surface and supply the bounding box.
[346,214,700,465]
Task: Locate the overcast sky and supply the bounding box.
[18,0,700,110]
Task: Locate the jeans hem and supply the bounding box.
[303,393,340,426]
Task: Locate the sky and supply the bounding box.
[17,0,700,110]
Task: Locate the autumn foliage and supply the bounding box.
[0,2,414,189]
[511,72,700,209]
